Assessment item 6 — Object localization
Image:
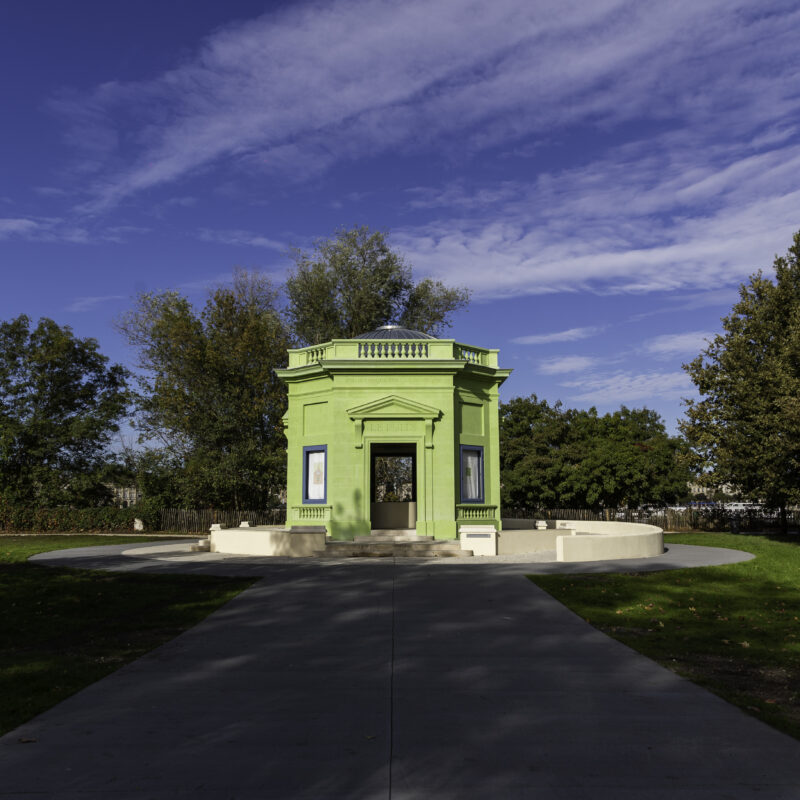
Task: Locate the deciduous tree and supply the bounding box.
[0,315,129,506]
[117,270,292,508]
[501,395,689,511]
[682,231,800,532]
[285,226,470,344]
[499,395,568,508]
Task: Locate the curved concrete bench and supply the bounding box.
[554,520,663,562]
[499,519,663,562]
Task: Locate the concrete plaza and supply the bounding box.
[1,542,798,798]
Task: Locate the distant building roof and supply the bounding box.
[354,325,435,340]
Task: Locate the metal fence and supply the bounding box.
[502,507,800,532]
[159,508,286,533]
[156,506,800,534]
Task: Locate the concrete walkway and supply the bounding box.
[1,543,799,798]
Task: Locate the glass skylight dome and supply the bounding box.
[353,325,435,340]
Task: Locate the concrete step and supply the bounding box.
[323,540,472,558]
[355,532,434,543]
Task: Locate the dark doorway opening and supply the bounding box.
[370,443,417,530]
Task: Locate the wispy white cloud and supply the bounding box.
[35,0,800,309]
[145,195,200,220]
[512,326,601,345]
[395,143,800,298]
[667,289,742,312]
[626,289,741,322]
[50,0,800,218]
[644,331,716,358]
[34,186,69,197]
[104,225,152,242]
[406,183,521,211]
[198,228,286,251]
[165,196,196,208]
[561,370,694,405]
[66,295,126,312]
[0,217,91,243]
[539,355,597,374]
[330,191,373,209]
[0,218,41,238]
[0,216,154,244]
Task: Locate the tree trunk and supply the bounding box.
[780,503,788,536]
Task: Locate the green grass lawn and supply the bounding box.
[0,535,256,735]
[529,532,800,740]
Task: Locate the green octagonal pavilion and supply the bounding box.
[275,326,511,540]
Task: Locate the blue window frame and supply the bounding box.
[302,445,327,504]
[460,445,484,503]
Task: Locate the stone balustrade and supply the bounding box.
[288,339,498,368]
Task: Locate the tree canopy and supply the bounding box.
[0,315,129,506]
[682,230,800,528]
[500,395,689,511]
[115,227,468,509]
[116,270,292,508]
[285,225,470,344]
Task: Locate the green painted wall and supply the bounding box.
[275,338,511,540]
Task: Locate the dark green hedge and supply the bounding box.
[0,504,158,533]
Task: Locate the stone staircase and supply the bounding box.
[354,528,428,542]
[191,529,473,558]
[323,530,472,558]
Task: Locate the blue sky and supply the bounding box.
[2,0,799,435]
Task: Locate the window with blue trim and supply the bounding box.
[460,445,484,503]
[302,445,327,504]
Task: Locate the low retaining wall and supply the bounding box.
[210,526,326,557]
[500,519,663,562]
[209,520,662,561]
[497,528,561,554]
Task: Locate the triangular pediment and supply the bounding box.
[347,394,441,421]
